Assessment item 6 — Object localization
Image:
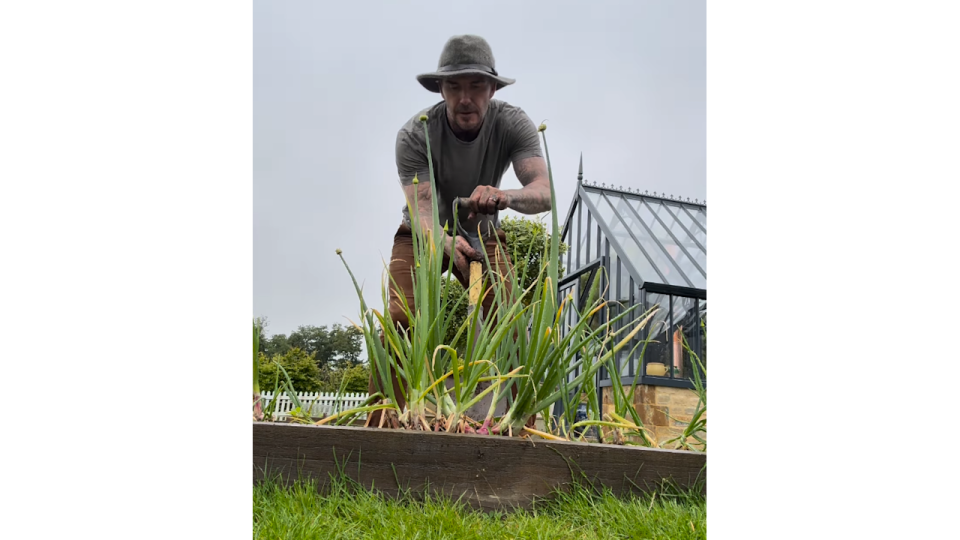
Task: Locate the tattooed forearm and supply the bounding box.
[403,181,438,231]
[508,188,551,214]
[402,180,462,259]
[505,156,552,214]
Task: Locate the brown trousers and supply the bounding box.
[367,224,534,429]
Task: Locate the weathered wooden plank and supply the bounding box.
[253,422,705,511]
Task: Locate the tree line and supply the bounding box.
[254,320,369,393]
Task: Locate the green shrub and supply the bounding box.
[258,347,322,393]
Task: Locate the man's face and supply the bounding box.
[440,75,495,134]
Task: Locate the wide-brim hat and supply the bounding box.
[416,35,515,93]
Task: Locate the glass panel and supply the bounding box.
[565,288,583,382]
[578,217,589,269]
[686,206,707,231]
[576,268,595,313]
[615,201,670,285]
[580,268,608,335]
[696,228,707,246]
[642,292,671,376]
[668,202,697,231]
[607,250,632,303]
[676,256,704,289]
[596,225,603,261]
[624,197,688,285]
[615,199,645,234]
[572,287,582,385]
[584,190,618,233]
[634,199,706,288]
[573,201,582,271]
[610,228,660,284]
[620,321,633,379]
[688,219,707,247]
[627,199,688,286]
[566,207,577,274]
[662,203,705,256]
[620,257,631,306]
[657,214,699,244]
[693,229,710,253]
[567,287,578,330]
[604,289,622,377]
[689,244,707,278]
[621,273,639,378]
[620,346,633,378]
[571,280,583,379]
[699,299,707,370]
[591,230,611,301]
[616,279,640,379]
[585,191,660,285]
[671,295,699,380]
[650,218,703,288]
[656,204,686,239]
[671,214,708,283]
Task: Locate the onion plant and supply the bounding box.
[476,125,658,438]
[333,118,659,439]
[573,297,661,446]
[663,325,707,451]
[253,319,263,421]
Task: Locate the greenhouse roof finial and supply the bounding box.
[577,153,583,182]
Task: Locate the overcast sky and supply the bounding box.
[253,0,705,338]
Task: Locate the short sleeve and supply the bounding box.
[505,107,543,162]
[395,129,428,186]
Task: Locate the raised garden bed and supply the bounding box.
[253,422,706,511]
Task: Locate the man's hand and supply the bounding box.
[462,156,552,220]
[445,234,483,277]
[465,185,510,221]
[403,182,483,277]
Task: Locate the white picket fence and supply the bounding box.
[260,391,369,420]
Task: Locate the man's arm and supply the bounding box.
[398,123,483,279]
[401,179,435,233]
[402,179,480,276]
[466,156,552,218]
[396,129,441,237]
[503,156,551,214]
[465,106,552,217]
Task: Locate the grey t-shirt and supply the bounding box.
[395,99,543,238]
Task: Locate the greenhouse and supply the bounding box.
[556,157,707,400]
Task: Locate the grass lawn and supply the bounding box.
[254,474,706,539]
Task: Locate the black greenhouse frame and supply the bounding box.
[555,157,707,407]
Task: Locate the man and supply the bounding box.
[367,34,552,427]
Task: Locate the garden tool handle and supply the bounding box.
[452,198,485,306]
[453,196,499,221]
[468,261,482,306]
[453,196,474,213]
[454,196,500,214]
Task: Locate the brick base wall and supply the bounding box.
[601,385,706,450]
